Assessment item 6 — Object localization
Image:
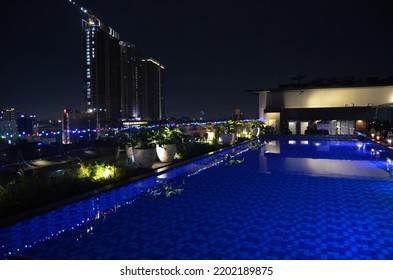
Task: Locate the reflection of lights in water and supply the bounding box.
[157,174,168,179]
[370,148,382,159]
[288,140,296,145]
[187,147,250,177]
[2,141,255,258]
[314,142,321,146]
[301,140,309,145]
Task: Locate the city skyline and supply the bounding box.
[1,0,393,120]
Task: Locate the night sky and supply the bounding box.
[1,0,392,120]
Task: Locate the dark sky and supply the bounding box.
[1,0,392,120]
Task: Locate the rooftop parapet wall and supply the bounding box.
[278,86,393,109]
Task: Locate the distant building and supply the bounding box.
[80,12,164,127]
[17,115,36,136]
[0,120,17,137]
[82,17,121,128]
[62,109,94,143]
[232,106,243,121]
[249,81,393,135]
[140,58,165,121]
[120,42,142,120]
[1,108,17,121]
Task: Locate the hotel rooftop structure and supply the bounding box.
[248,78,393,135]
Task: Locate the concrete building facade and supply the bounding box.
[251,84,393,135]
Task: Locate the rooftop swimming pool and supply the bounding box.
[1,138,393,260]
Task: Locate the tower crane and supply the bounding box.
[67,0,100,24]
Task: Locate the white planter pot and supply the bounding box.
[156,144,177,163]
[207,131,215,141]
[220,133,233,145]
[133,148,156,169]
[251,127,261,138]
[126,145,134,158]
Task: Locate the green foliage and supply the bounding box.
[220,120,238,134]
[204,124,215,132]
[249,120,265,129]
[235,120,266,139]
[0,171,82,218]
[0,162,126,219]
[77,162,120,182]
[152,126,185,147]
[147,180,185,198]
[174,152,183,160]
[223,154,245,166]
[126,127,156,149]
[247,141,264,150]
[264,125,278,135]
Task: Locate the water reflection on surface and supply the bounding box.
[258,140,389,179]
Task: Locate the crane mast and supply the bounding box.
[67,0,100,25]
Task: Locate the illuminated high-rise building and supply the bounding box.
[74,0,164,125]
[120,42,142,120]
[140,58,165,121]
[82,17,121,128]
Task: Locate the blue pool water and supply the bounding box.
[1,138,393,260]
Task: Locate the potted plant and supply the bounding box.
[126,127,156,168]
[153,126,184,163]
[248,120,265,138]
[204,123,216,142]
[218,120,237,145]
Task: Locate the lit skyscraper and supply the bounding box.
[73,0,164,126]
[82,17,121,128]
[120,41,142,120]
[140,58,165,121]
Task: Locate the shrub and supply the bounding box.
[77,162,120,182]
